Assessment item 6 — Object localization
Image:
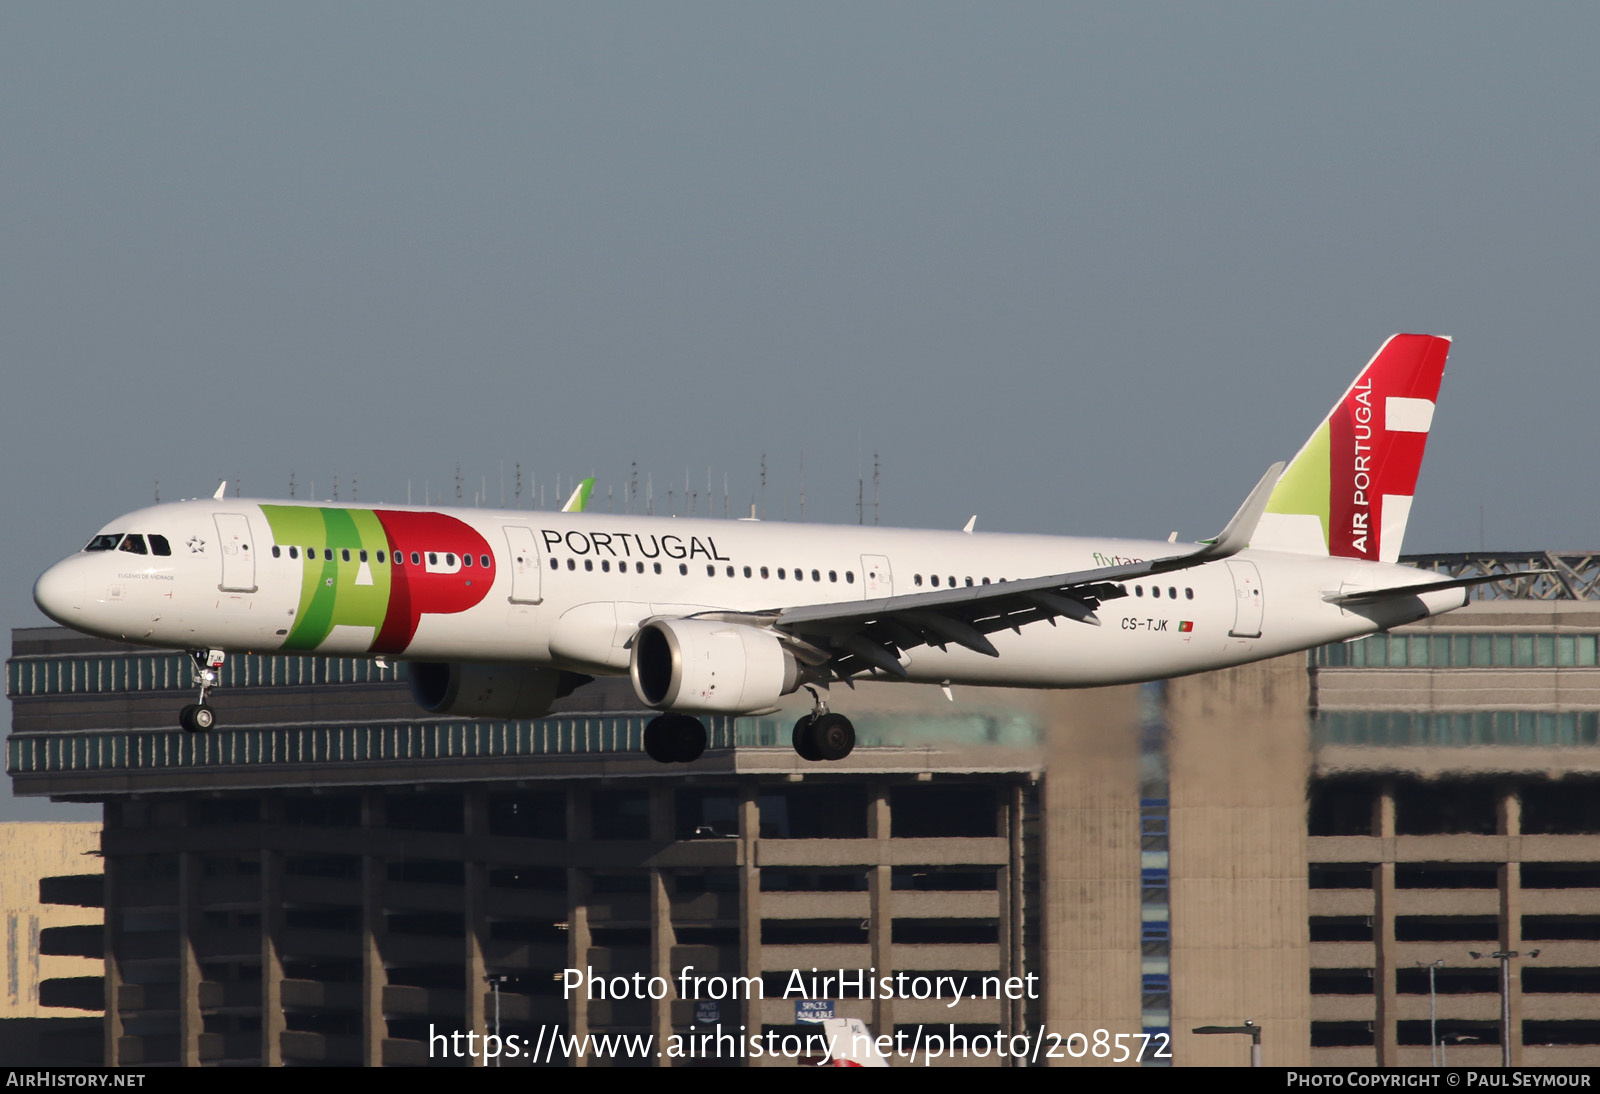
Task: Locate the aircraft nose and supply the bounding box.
[33,559,85,626]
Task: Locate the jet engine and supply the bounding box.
[629,619,801,714]
[409,661,587,719]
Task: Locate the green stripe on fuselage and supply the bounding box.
[261,505,391,651]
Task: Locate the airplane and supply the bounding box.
[33,334,1500,764]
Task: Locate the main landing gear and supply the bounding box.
[792,687,855,762]
[644,713,707,763]
[179,649,224,733]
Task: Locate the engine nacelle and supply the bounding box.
[409,662,584,719]
[629,619,801,714]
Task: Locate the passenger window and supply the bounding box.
[550,559,559,570]
[584,560,593,572]
[931,575,940,587]
[914,574,923,586]
[743,566,752,578]
[829,571,837,582]
[948,577,955,588]
[119,535,147,554]
[411,552,421,566]
[811,569,820,582]
[846,572,854,584]
[777,568,786,579]
[149,535,171,556]
[322,549,331,561]
[1186,588,1194,599]
[446,553,457,566]
[1152,587,1161,598]
[966,577,973,587]
[727,566,735,578]
[428,552,438,565]
[794,568,803,581]
[678,564,688,575]
[707,565,716,577]
[602,560,611,572]
[982,577,990,585]
[360,550,368,562]
[480,555,490,568]
[567,559,575,570]
[761,566,769,579]
[1169,587,1177,600]
[272,546,281,558]
[342,549,351,562]
[636,562,644,573]
[653,563,662,574]
[463,554,473,567]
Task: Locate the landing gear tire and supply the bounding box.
[810,712,855,761]
[644,714,707,763]
[644,718,672,762]
[792,715,823,761]
[668,716,707,763]
[179,704,216,733]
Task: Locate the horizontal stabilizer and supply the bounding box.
[1324,571,1555,605]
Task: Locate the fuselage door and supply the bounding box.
[861,554,893,599]
[1225,559,1264,638]
[214,513,257,593]
[505,526,543,605]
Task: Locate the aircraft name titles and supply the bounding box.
[541,529,731,563]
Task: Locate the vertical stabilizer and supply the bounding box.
[1254,334,1450,562]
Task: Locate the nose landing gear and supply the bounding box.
[179,649,224,733]
[791,687,855,761]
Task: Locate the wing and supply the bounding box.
[729,462,1284,681]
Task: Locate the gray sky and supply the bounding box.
[3,4,1596,818]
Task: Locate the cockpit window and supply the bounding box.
[148,535,171,556]
[118,535,148,555]
[85,534,122,552]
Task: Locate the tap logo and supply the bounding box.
[261,506,494,653]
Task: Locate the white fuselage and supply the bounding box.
[33,499,1467,698]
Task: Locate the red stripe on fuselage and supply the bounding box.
[371,511,495,653]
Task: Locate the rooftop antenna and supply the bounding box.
[235,478,241,498]
[515,463,522,508]
[668,483,675,516]
[407,479,412,505]
[647,472,653,516]
[686,467,692,516]
[352,476,358,503]
[607,484,614,512]
[723,471,729,518]
[799,451,805,522]
[760,453,766,519]
[455,463,462,504]
[873,451,880,525]
[289,470,295,499]
[332,472,338,501]
[630,461,638,515]
[154,478,160,503]
[500,461,505,508]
